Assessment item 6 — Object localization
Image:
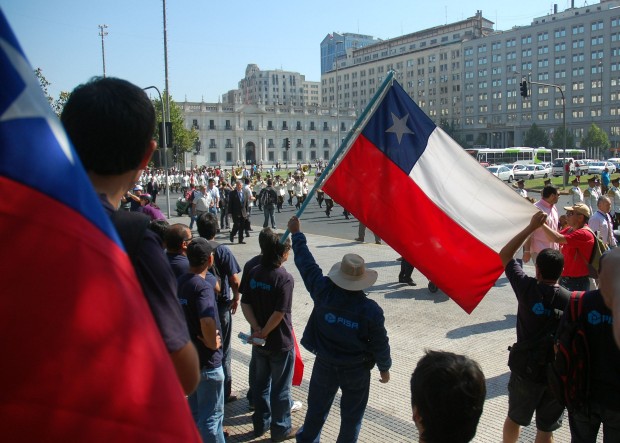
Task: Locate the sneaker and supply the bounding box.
[291,400,303,413]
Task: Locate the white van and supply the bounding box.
[552,157,575,177]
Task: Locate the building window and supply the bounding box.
[247,120,253,130]
[225,139,233,149]
[209,139,216,149]
[267,120,274,130]
[340,122,346,131]
[268,139,274,148]
[209,152,217,163]
[192,119,199,130]
[323,122,329,131]
[296,121,302,130]
[282,121,288,130]
[209,119,215,130]
[226,152,232,162]
[296,138,302,147]
[310,122,316,131]
[225,120,231,130]
[310,139,316,148]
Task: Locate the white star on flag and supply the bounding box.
[0,38,74,164]
[385,112,414,144]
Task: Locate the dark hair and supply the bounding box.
[536,248,564,281]
[244,178,250,185]
[196,212,218,240]
[267,179,273,186]
[411,350,486,443]
[165,223,190,252]
[149,219,170,247]
[61,77,156,175]
[261,232,291,268]
[541,185,558,199]
[258,228,273,253]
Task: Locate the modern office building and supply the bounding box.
[321,0,620,150]
[180,100,357,167]
[223,64,321,107]
[320,32,381,74]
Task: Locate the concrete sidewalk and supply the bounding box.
[169,215,583,443]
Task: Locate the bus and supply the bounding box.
[466,147,555,166]
[554,149,586,160]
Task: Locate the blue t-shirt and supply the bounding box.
[177,273,223,369]
[240,264,294,352]
[167,253,189,279]
[212,244,241,302]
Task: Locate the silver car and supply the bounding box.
[514,164,549,180]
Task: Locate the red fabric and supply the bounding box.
[0,179,200,443]
[560,226,595,277]
[292,328,304,386]
[322,135,503,314]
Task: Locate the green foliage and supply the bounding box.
[33,67,70,117]
[551,125,575,150]
[152,92,198,154]
[523,123,550,148]
[581,123,610,158]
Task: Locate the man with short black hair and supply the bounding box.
[178,238,224,442]
[410,350,486,443]
[258,178,278,229]
[500,212,570,443]
[166,223,192,278]
[61,76,199,395]
[197,212,242,402]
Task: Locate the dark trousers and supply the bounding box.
[399,260,414,281]
[325,199,334,216]
[569,403,620,443]
[297,357,370,443]
[230,215,245,242]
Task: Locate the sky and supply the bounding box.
[1,0,577,103]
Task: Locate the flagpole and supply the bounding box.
[280,71,395,241]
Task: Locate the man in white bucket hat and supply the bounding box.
[287,216,391,443]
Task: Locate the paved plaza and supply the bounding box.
[166,211,597,443]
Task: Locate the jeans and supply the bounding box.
[263,205,276,228]
[217,302,233,398]
[297,357,370,443]
[252,346,295,439]
[569,403,620,442]
[189,210,196,230]
[187,365,225,443]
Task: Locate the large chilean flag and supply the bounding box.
[322,78,536,313]
[0,10,200,442]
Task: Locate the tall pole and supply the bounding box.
[162,0,171,161]
[98,24,108,78]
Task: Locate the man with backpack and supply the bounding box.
[554,254,620,442]
[541,203,595,291]
[499,212,570,443]
[258,179,278,230]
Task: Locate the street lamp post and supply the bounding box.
[98,24,108,78]
[143,85,171,218]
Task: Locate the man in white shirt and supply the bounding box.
[583,176,601,215]
[569,177,584,205]
[607,176,620,229]
[524,185,560,264]
[589,196,617,248]
[515,179,527,198]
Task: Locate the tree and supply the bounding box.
[34,67,70,117]
[581,123,610,159]
[152,92,198,168]
[523,123,549,148]
[551,125,575,151]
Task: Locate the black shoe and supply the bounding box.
[229,234,234,243]
[399,278,416,286]
[239,241,246,244]
[245,232,250,237]
[354,238,364,242]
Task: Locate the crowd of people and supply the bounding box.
[50,75,620,442]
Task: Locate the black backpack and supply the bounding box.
[547,291,590,413]
[260,188,277,207]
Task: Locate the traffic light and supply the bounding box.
[520,80,528,98]
[285,138,290,150]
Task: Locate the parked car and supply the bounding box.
[588,161,617,175]
[503,163,527,175]
[514,164,549,180]
[574,159,593,176]
[607,157,620,170]
[552,157,575,177]
[486,165,514,182]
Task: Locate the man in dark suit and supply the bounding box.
[228,179,249,244]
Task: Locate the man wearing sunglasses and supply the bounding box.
[540,202,594,291]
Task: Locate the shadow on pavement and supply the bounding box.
[484,371,510,400]
[445,314,516,339]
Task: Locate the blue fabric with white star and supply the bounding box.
[0,11,122,246]
[361,81,436,174]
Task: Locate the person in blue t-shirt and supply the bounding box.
[178,238,224,443]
